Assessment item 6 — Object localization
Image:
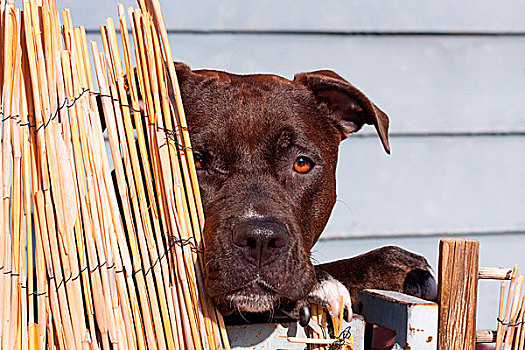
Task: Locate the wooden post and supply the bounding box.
[438,239,480,350]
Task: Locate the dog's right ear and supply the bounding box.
[294,70,390,154]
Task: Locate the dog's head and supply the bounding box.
[175,63,390,315]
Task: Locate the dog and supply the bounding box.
[135,62,437,324]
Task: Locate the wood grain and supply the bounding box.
[478,267,513,280]
[438,239,479,350]
[475,330,497,343]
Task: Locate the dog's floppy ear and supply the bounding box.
[294,70,390,154]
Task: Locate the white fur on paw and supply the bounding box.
[308,276,352,321]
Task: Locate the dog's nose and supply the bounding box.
[232,219,288,266]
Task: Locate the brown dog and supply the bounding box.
[153,63,436,323]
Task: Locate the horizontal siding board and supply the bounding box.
[59,0,525,33]
[86,33,525,134]
[167,34,525,134]
[322,136,525,238]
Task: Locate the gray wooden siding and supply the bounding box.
[72,1,525,238]
[328,136,525,238]
[59,1,525,32]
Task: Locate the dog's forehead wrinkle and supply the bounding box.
[188,92,333,162]
[222,120,310,166]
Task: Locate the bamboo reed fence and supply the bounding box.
[0,0,356,348]
[0,0,231,348]
[495,265,525,350]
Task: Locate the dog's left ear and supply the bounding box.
[294,70,390,154]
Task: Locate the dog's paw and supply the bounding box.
[308,274,352,322]
[403,268,438,301]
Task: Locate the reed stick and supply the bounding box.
[61,44,111,350]
[20,42,33,350]
[497,281,507,350]
[28,118,47,350]
[504,275,524,348]
[11,10,26,350]
[143,0,205,230]
[500,266,520,347]
[105,46,169,350]
[89,44,142,350]
[512,295,525,349]
[50,21,91,350]
[99,42,161,349]
[519,304,525,350]
[1,5,15,350]
[21,6,69,347]
[73,23,128,348]
[140,11,215,347]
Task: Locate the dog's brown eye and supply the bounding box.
[194,153,204,169]
[293,157,313,174]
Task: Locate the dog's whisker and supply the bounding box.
[310,256,321,265]
[236,308,250,324]
[335,198,354,216]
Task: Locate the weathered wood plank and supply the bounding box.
[476,330,497,343]
[438,239,479,350]
[59,0,525,33]
[478,267,513,280]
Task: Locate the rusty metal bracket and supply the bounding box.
[357,289,438,350]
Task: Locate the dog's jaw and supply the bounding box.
[226,294,275,313]
[224,282,278,313]
[213,276,282,315]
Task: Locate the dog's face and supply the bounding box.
[175,63,390,315]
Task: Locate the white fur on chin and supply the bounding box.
[226,292,276,313]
